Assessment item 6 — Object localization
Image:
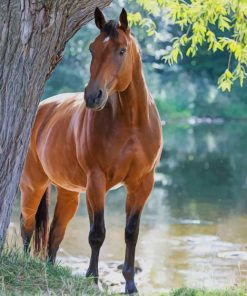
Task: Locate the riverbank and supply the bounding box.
[0,248,102,295]
[1,249,246,296]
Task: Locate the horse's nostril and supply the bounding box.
[97,89,102,99]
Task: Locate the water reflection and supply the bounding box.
[9,122,247,293]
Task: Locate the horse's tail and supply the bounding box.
[34,187,50,255]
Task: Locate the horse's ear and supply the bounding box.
[119,8,128,31]
[95,7,106,30]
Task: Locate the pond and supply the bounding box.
[9,122,247,294]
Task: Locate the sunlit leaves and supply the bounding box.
[218,15,231,31]
[236,63,246,87]
[128,12,142,26]
[164,45,183,65]
[129,0,247,91]
[218,69,233,92]
[128,12,156,36]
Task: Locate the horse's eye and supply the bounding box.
[119,48,126,56]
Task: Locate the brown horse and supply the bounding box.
[20,7,162,294]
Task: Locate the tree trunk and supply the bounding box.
[0,0,111,249]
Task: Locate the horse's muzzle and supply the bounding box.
[84,87,107,110]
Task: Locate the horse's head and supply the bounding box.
[84,8,134,110]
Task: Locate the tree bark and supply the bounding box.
[0,0,112,249]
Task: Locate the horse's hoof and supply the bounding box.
[86,270,98,284]
[125,282,138,294]
[46,255,56,265]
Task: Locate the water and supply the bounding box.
[9,122,247,294]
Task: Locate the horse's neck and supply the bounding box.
[116,55,151,126]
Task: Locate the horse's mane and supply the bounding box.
[102,20,119,38]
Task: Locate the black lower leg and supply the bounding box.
[20,214,32,254]
[123,212,141,294]
[47,223,61,264]
[47,243,58,264]
[22,234,32,254]
[86,211,105,283]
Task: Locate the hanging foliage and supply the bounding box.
[129,0,247,91]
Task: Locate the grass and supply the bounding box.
[168,288,247,296]
[0,248,105,295]
[0,248,246,296]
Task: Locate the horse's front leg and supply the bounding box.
[123,172,154,294]
[86,171,106,283]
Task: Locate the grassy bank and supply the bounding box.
[0,249,246,296]
[0,249,103,295]
[168,288,247,296]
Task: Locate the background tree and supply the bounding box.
[0,0,111,249]
[129,0,247,92]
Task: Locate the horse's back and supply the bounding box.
[34,92,84,137]
[39,92,83,109]
[21,92,87,192]
[37,93,84,126]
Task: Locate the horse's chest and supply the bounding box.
[80,119,162,188]
[105,135,157,185]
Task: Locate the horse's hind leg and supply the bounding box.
[20,185,49,253]
[48,187,79,264]
[20,148,49,253]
